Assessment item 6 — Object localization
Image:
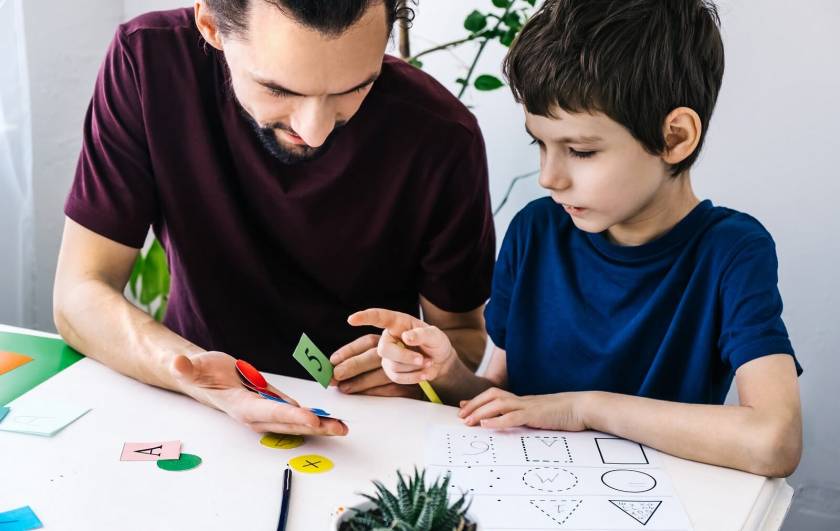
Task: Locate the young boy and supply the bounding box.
[349,0,802,477]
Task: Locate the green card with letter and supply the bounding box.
[292,333,333,388]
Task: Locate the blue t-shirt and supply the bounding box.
[485,198,800,404]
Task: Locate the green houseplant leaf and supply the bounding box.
[474,74,504,91]
[463,10,487,33]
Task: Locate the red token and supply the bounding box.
[235,359,268,390]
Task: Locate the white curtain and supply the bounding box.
[0,0,32,325]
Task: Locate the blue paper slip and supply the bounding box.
[0,506,43,530]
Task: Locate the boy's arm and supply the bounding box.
[581,354,801,477]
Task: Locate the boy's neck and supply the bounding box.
[606,173,700,247]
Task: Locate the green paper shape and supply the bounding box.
[157,453,202,471]
[0,332,84,406]
[292,333,333,388]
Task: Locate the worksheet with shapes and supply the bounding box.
[425,426,693,530]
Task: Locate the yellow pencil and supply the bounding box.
[395,339,443,404]
[418,380,443,404]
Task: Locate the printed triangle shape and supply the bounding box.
[609,499,662,525]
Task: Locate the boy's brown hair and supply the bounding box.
[504,0,725,176]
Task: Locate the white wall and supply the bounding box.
[4,0,838,489]
[18,0,123,329]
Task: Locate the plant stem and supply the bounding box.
[409,33,484,62]
[457,3,514,99]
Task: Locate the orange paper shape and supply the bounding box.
[0,351,33,376]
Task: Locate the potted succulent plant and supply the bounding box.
[334,469,477,531]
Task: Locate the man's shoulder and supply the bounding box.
[375,56,481,139]
[121,7,195,37]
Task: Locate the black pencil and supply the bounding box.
[277,466,292,531]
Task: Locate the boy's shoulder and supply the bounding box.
[698,204,777,257]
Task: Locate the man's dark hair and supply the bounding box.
[206,0,414,37]
[504,0,725,176]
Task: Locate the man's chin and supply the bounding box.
[258,133,327,164]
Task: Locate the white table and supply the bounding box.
[0,324,792,530]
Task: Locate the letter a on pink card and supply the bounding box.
[120,440,182,461]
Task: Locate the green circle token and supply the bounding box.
[157,453,203,471]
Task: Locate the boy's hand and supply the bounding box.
[459,387,589,431]
[347,308,458,385]
[171,351,348,436]
[329,334,424,398]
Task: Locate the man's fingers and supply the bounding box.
[348,308,426,337]
[233,397,318,427]
[248,419,348,436]
[333,349,381,381]
[337,367,392,394]
[329,334,379,365]
[264,384,300,406]
[361,383,423,399]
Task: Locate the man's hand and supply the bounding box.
[329,334,423,398]
[171,351,348,436]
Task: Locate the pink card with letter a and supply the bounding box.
[120,440,182,461]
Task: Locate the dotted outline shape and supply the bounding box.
[446,432,497,465]
[521,435,573,463]
[529,498,583,526]
[521,466,580,493]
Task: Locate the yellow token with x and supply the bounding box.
[288,454,334,474]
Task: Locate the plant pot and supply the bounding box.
[332,500,480,530]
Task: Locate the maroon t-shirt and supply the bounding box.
[65,9,495,377]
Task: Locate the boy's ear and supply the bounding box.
[661,107,702,166]
[195,1,225,51]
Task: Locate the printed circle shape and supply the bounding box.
[601,469,656,493]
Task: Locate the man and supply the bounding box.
[53,0,494,437]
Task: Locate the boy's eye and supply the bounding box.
[569,148,596,159]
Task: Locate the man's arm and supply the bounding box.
[54,218,346,436]
[54,218,197,390]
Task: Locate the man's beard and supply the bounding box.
[238,105,345,165]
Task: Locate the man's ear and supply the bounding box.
[661,107,702,166]
[195,1,224,50]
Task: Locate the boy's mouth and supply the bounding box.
[563,204,587,216]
